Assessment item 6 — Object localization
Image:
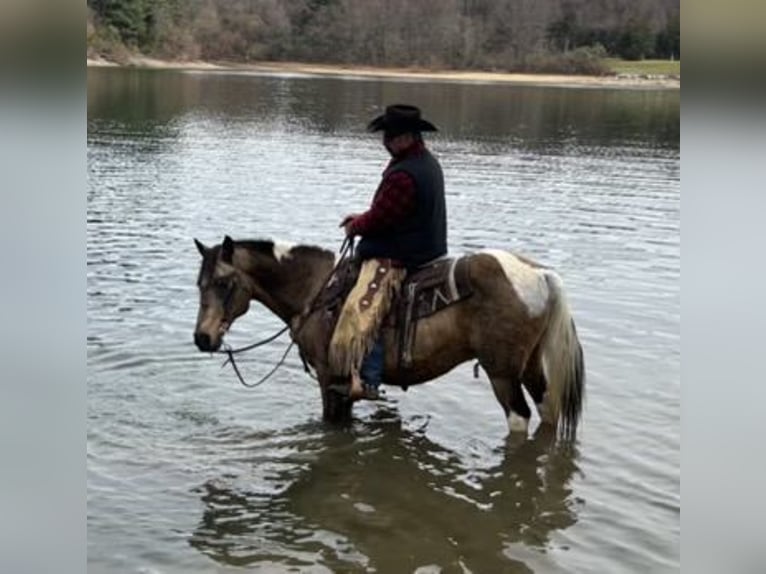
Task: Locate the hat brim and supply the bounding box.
[367,115,438,133]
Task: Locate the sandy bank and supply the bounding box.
[87,57,680,90]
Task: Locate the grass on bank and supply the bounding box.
[605,58,680,76]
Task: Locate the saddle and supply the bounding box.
[314,256,473,370]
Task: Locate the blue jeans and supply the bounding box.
[360,337,385,388]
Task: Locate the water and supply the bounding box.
[87,68,679,573]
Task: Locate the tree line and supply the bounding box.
[88,0,679,73]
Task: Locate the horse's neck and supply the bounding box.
[237,243,335,324]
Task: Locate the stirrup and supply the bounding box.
[361,383,383,401]
[325,382,383,400]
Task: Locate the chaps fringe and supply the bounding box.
[328,259,405,376]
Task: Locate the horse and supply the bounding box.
[193,235,585,440]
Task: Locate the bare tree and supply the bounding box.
[90,0,680,68]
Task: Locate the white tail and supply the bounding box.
[541,272,585,441]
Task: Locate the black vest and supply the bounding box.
[357,148,447,268]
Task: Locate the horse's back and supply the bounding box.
[464,249,555,320]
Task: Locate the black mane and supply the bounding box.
[236,239,333,261]
[197,239,333,286]
[237,240,278,258]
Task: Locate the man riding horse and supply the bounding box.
[333,104,447,400]
[192,104,584,438]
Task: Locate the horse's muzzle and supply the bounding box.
[194,331,219,352]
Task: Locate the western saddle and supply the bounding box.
[315,255,473,370]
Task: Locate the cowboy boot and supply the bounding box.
[349,368,382,401]
[349,368,365,400]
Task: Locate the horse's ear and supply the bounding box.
[221,235,234,263]
[194,238,207,257]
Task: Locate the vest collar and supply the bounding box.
[389,140,425,165]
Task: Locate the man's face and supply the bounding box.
[383,132,414,156]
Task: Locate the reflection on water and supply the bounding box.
[87,68,679,573]
[87,68,679,151]
[189,410,579,573]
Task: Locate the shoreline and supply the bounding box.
[86,56,680,90]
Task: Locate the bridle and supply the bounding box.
[213,237,355,388]
[220,277,238,326]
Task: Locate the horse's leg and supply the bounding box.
[477,334,532,434]
[487,372,531,434]
[522,343,556,428]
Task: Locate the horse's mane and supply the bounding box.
[236,239,279,257]
[235,239,333,261]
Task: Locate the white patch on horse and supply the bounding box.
[508,412,529,433]
[483,249,549,316]
[272,241,295,262]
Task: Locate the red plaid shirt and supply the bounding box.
[348,141,424,237]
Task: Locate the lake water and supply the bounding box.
[87,68,679,573]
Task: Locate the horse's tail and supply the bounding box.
[540,271,585,441]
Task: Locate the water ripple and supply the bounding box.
[88,70,679,573]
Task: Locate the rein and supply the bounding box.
[218,237,355,388]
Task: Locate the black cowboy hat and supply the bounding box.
[367,104,438,136]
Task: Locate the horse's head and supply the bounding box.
[193,236,252,352]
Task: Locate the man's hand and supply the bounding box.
[340,214,359,237]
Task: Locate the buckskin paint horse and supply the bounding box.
[193,236,584,440]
